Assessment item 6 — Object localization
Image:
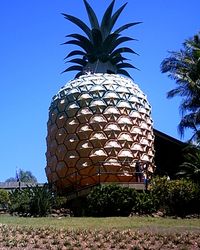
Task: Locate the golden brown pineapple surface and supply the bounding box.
[46,73,154,193]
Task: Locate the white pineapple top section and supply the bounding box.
[53,73,151,115]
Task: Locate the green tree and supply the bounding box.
[161,33,200,143]
[18,169,37,183]
[5,169,37,183]
[5,177,16,182]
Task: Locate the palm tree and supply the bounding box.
[161,33,200,143]
[176,145,200,184]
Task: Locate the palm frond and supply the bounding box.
[178,113,197,138]
[176,148,200,183]
[167,86,186,98]
[161,34,200,143]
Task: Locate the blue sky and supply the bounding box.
[0,0,199,182]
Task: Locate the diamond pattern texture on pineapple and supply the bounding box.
[46,74,155,193]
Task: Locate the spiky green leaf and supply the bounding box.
[111,47,137,57]
[108,37,134,53]
[114,22,141,34]
[117,69,132,78]
[68,58,87,66]
[83,0,99,29]
[62,13,92,40]
[109,2,127,33]
[111,55,128,64]
[91,29,103,47]
[75,72,83,78]
[101,0,115,39]
[62,0,140,77]
[62,65,83,74]
[66,33,93,48]
[65,50,86,59]
[102,33,120,52]
[64,39,93,53]
[117,62,137,69]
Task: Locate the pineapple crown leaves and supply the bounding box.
[62,0,141,78]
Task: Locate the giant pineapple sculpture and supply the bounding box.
[46,0,155,193]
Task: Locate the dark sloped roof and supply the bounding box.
[153,128,186,177]
[153,129,186,147]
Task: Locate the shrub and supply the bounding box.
[53,195,68,209]
[9,184,54,217]
[167,179,200,216]
[149,176,200,217]
[28,184,53,216]
[87,184,137,216]
[0,189,10,210]
[9,188,30,215]
[133,191,158,215]
[149,176,170,208]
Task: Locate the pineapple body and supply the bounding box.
[46,73,154,193]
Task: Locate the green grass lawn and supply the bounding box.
[0,214,200,232]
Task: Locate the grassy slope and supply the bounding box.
[0,215,200,231]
